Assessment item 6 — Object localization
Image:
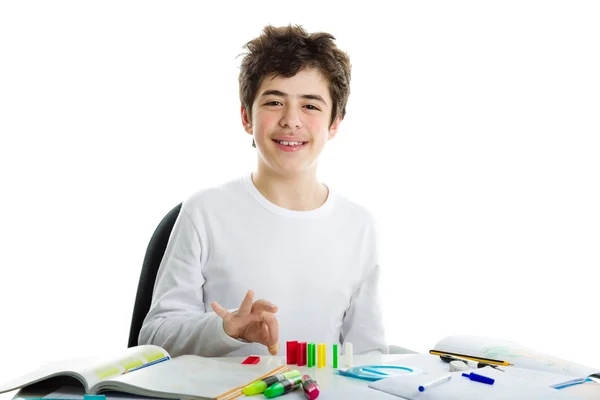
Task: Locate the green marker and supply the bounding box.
[264,376,302,398]
[242,369,300,396]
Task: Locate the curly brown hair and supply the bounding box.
[238,24,351,129]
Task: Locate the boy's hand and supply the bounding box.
[211,289,280,355]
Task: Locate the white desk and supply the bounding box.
[216,355,600,399]
[7,354,600,400]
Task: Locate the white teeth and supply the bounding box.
[276,140,304,146]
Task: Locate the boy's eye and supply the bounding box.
[264,101,320,111]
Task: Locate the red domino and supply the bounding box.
[241,356,260,364]
[286,341,298,364]
[297,342,307,366]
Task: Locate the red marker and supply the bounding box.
[301,374,320,400]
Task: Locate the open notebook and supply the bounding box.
[366,335,599,400]
[432,335,599,378]
[0,345,287,400]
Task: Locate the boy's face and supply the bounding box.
[241,68,341,178]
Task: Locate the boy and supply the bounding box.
[139,24,389,358]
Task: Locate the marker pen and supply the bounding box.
[462,372,495,385]
[263,376,302,398]
[242,370,300,396]
[301,374,320,400]
[418,375,452,392]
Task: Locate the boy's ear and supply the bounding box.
[328,116,342,140]
[241,105,253,135]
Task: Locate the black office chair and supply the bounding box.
[127,202,417,354]
[128,202,182,348]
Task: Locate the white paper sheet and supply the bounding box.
[369,367,583,400]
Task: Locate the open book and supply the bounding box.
[431,335,599,378]
[0,345,288,400]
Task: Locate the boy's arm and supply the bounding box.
[340,262,389,355]
[340,217,389,355]
[138,206,247,358]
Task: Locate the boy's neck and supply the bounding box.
[251,168,329,211]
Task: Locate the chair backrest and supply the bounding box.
[128,203,182,348]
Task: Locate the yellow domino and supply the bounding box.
[318,343,326,368]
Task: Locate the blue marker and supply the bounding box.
[552,377,594,389]
[462,372,495,385]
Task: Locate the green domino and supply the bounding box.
[309,343,315,367]
[333,344,339,368]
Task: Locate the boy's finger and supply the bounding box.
[211,301,230,319]
[261,312,280,355]
[252,299,278,313]
[268,342,280,356]
[238,289,254,316]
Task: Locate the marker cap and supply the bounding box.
[301,375,320,400]
[462,372,495,385]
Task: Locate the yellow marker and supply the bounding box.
[429,350,513,367]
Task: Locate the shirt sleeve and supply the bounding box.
[138,205,248,357]
[340,217,389,355]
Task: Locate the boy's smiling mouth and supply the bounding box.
[272,139,309,152]
[273,139,308,146]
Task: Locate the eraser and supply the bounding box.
[449,360,468,371]
[241,356,261,364]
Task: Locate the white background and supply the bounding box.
[1,0,599,395]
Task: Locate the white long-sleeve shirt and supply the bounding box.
[139,173,389,357]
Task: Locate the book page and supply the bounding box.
[433,335,599,378]
[79,345,170,391]
[0,345,170,395]
[0,356,95,394]
[92,355,288,400]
